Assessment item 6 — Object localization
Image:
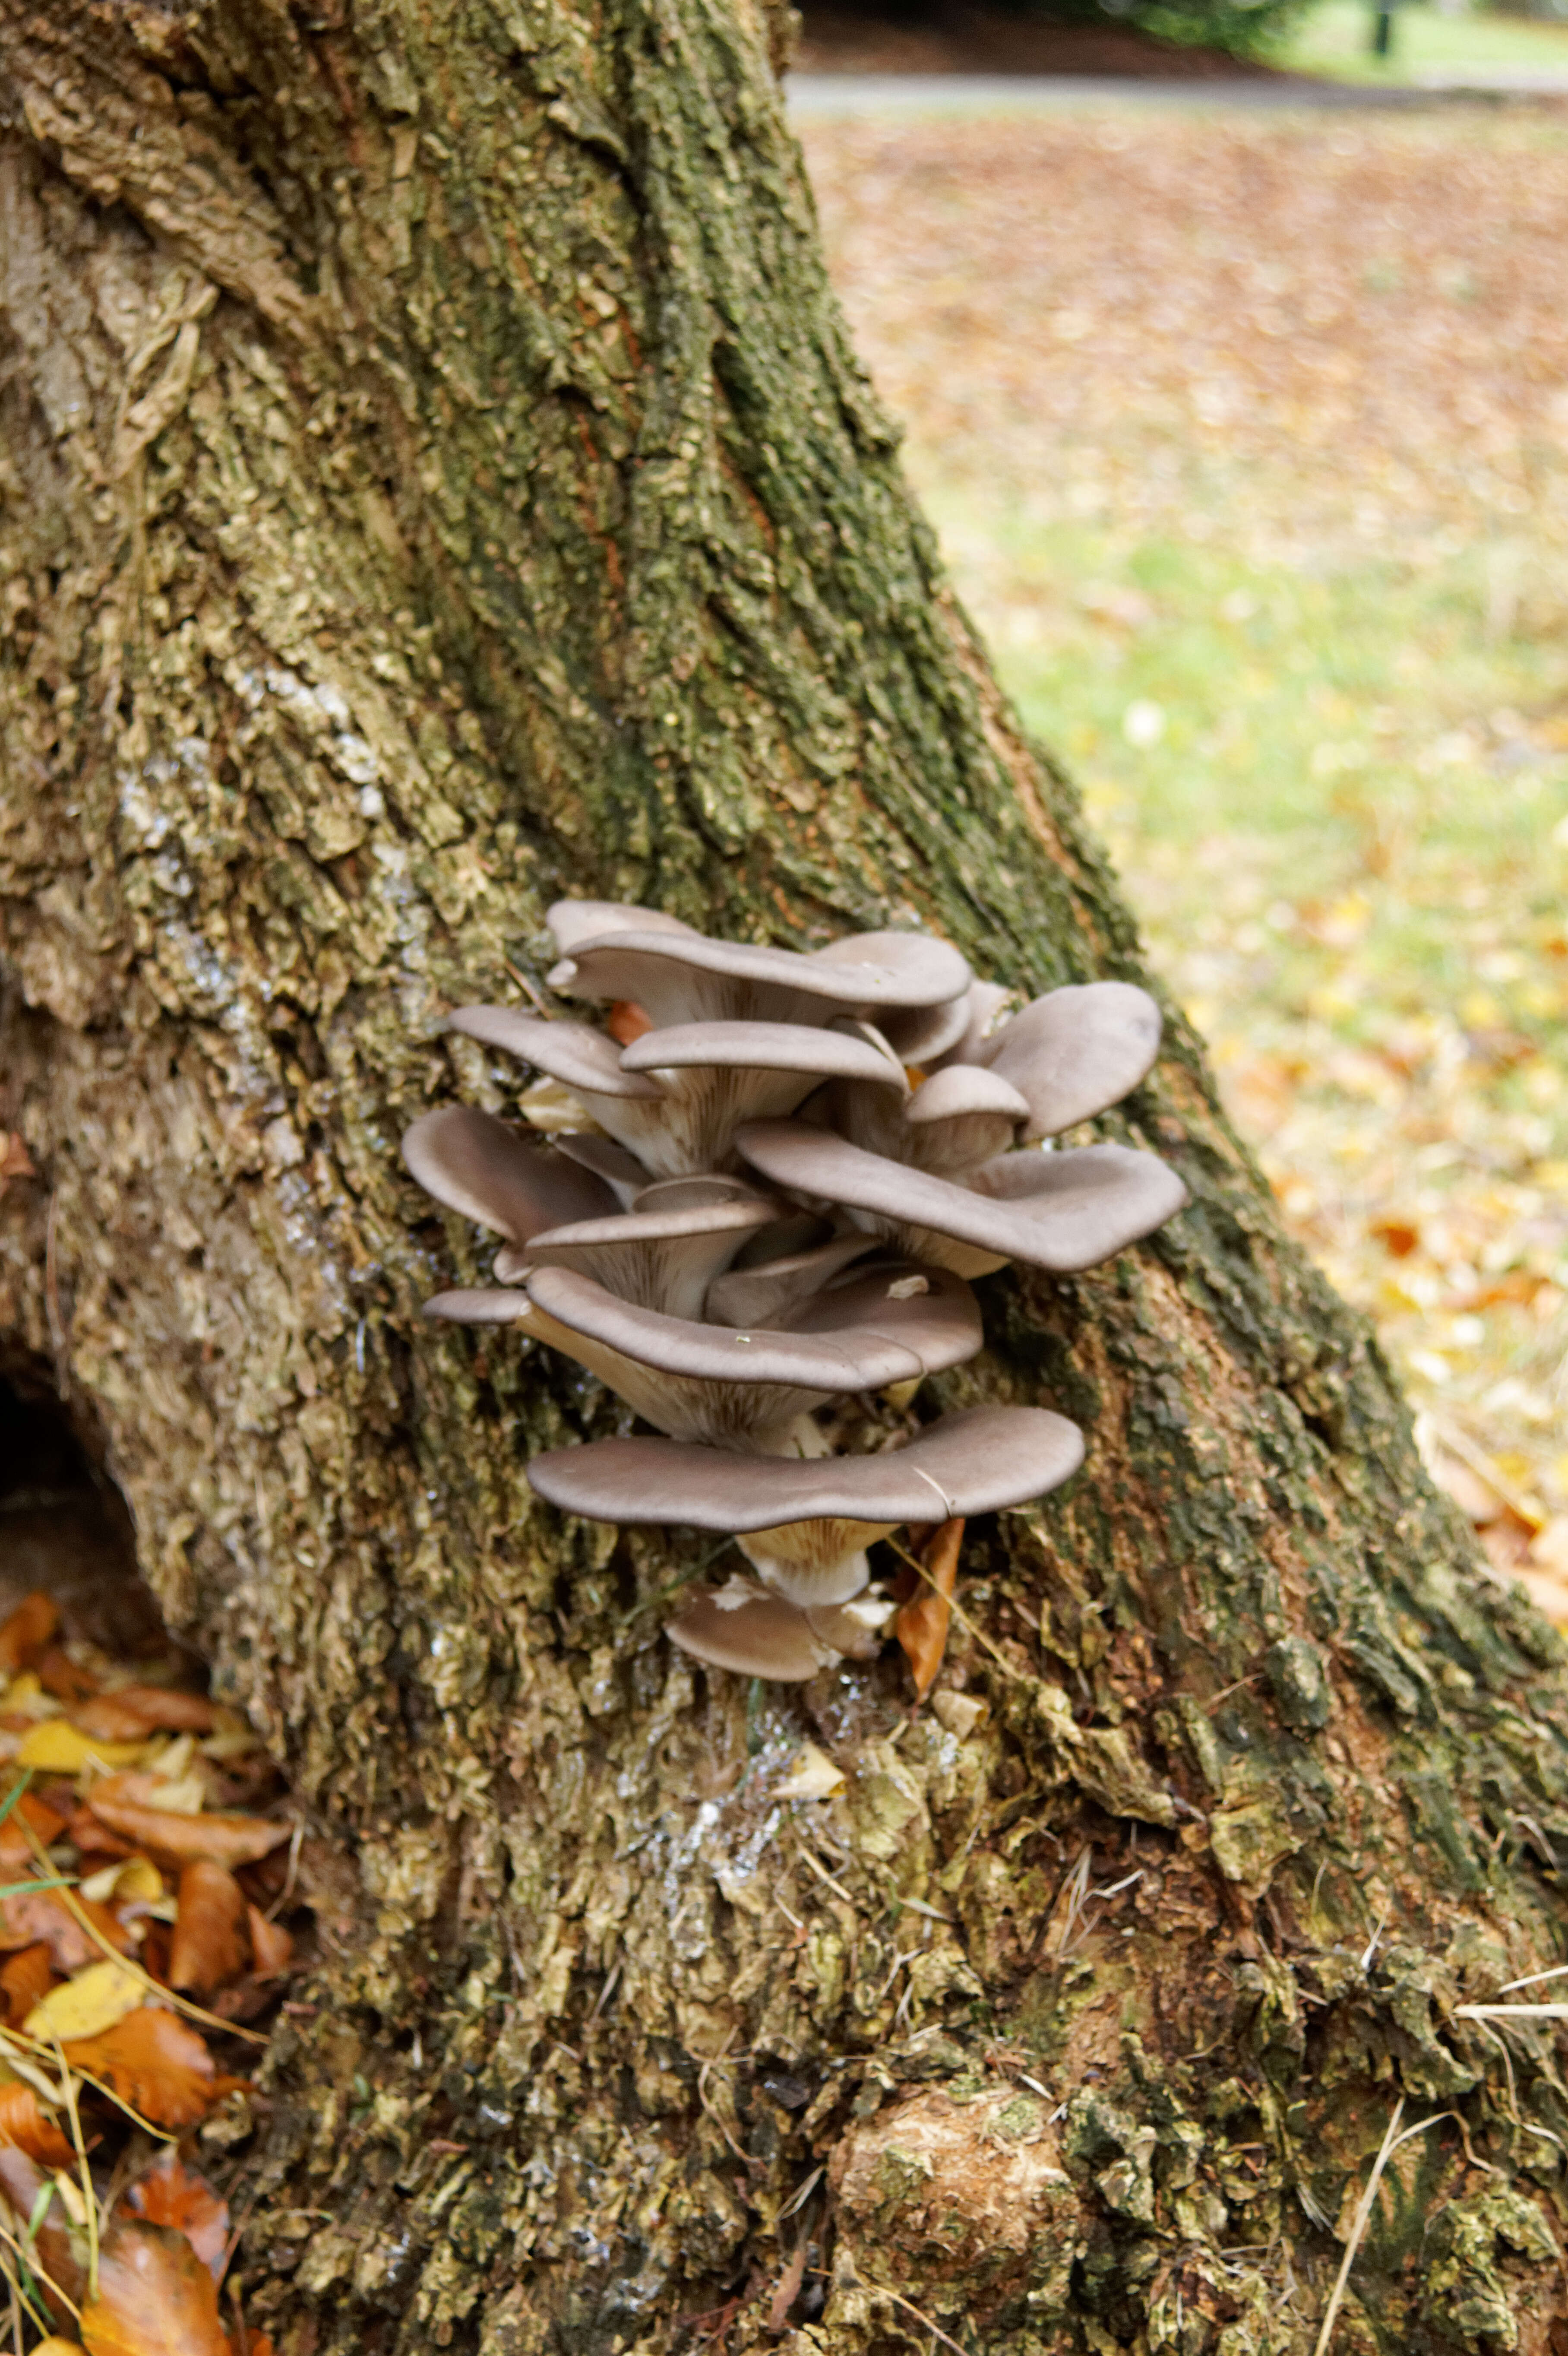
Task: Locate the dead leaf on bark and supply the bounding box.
[80,2218,228,2356]
[895,1518,965,1701]
[0,1592,60,1677]
[127,2149,229,2276]
[63,2007,216,2129]
[169,1863,249,1996]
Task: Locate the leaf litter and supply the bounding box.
[0,1591,295,2352]
[803,104,1568,1613]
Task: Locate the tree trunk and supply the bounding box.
[3,6,1567,2352]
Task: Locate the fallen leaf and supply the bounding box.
[606,999,652,1046]
[775,1742,845,1801]
[0,1593,59,1678]
[80,2218,228,2356]
[31,2338,85,2355]
[246,1907,293,1979]
[0,1887,132,1973]
[63,2007,215,2128]
[127,2150,229,2276]
[26,1957,147,2044]
[0,1132,35,1182]
[87,1780,288,1871]
[169,1863,248,1997]
[895,1517,964,1703]
[0,2144,86,2322]
[16,1724,148,1774]
[36,1647,100,1703]
[79,1857,165,1911]
[0,1941,56,2024]
[95,1689,213,1737]
[1535,1517,1568,1577]
[0,1791,67,1872]
[0,2077,74,2165]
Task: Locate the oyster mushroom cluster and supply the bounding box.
[403,902,1187,1682]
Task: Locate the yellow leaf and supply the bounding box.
[139,1775,205,1818]
[25,1960,146,2044]
[32,2339,84,2354]
[79,1858,164,1908]
[775,1742,844,1801]
[16,1724,147,1774]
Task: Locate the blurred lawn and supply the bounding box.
[1282,0,1568,82]
[804,106,1568,1581]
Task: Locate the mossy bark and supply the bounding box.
[3,5,1568,2351]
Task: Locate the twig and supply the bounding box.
[793,1841,857,1911]
[37,2007,97,2298]
[0,2207,80,2324]
[860,2279,971,2355]
[777,2163,824,2222]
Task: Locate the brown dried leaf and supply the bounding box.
[0,2078,74,2166]
[246,1906,293,1979]
[0,1591,60,1677]
[0,1132,35,1183]
[605,999,652,1046]
[0,1887,132,1973]
[73,1690,214,1743]
[86,1777,289,1871]
[0,2145,86,2323]
[169,1862,249,1997]
[63,2007,216,2129]
[127,2150,229,2276]
[0,1791,67,1873]
[0,1940,56,2025]
[895,1517,964,1703]
[79,2218,228,2356]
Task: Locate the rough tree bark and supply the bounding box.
[3,5,1568,2352]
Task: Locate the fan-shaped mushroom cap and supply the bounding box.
[927,980,1015,1072]
[544,902,971,1032]
[530,1404,1084,1604]
[737,1121,1188,1279]
[666,1578,892,1680]
[666,1580,835,1681]
[500,1178,780,1318]
[899,1063,1032,1177]
[980,981,1163,1139]
[619,1020,907,1092]
[447,1007,663,1101]
[403,1108,618,1241]
[705,1233,873,1329]
[529,1405,1083,1532]
[434,1257,981,1447]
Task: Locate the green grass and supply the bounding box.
[1280,0,1568,82]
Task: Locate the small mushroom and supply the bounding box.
[977,981,1164,1140]
[497,1177,780,1317]
[736,1120,1188,1278]
[666,1577,894,1681]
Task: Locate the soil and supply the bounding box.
[793,3,1296,79]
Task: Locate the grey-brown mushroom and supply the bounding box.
[402,903,1187,1680]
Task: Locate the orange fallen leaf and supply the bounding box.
[246,1906,293,1979]
[72,1690,214,1743]
[0,1132,35,1183]
[127,2150,229,2276]
[0,2078,74,2166]
[170,1863,249,1998]
[85,1779,289,1871]
[0,1591,60,1677]
[1370,1216,1419,1258]
[605,999,652,1046]
[895,1517,964,1703]
[0,1791,67,1873]
[0,1940,56,2025]
[80,2218,228,2356]
[0,1887,132,1973]
[36,1646,101,1703]
[63,2007,215,2129]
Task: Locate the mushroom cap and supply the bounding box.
[705,1233,873,1330]
[904,1065,1030,1129]
[666,1580,835,1681]
[448,1006,664,1101]
[544,903,971,1030]
[521,1260,979,1394]
[737,1121,1188,1276]
[620,1019,907,1093]
[527,1404,1084,1532]
[403,1108,618,1241]
[502,1179,781,1316]
[980,981,1163,1139]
